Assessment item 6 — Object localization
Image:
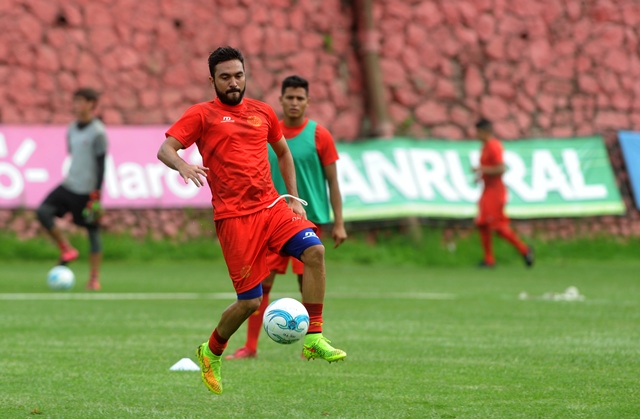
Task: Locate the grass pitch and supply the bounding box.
[1,259,638,418]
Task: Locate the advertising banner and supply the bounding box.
[337,137,624,220]
[0,126,210,209]
[618,131,640,210]
[0,126,625,219]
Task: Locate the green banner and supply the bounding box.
[335,137,625,221]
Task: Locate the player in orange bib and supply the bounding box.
[157,47,346,395]
[226,75,347,360]
[473,119,534,268]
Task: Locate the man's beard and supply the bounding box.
[215,84,246,106]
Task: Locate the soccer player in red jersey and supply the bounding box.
[226,75,347,360]
[473,119,534,268]
[157,47,346,395]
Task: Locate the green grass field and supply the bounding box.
[1,259,639,418]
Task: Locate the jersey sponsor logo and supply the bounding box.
[302,231,317,239]
[246,115,262,127]
[221,116,234,123]
[291,216,301,222]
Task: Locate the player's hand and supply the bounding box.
[289,199,307,219]
[177,162,209,187]
[83,190,104,224]
[331,223,347,248]
[472,166,482,184]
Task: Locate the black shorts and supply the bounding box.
[41,185,93,227]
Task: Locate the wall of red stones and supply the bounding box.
[2,0,640,240]
[4,0,640,140]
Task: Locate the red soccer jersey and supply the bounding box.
[279,118,339,166]
[480,138,505,191]
[166,97,283,220]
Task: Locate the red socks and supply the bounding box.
[208,329,228,356]
[303,303,323,334]
[245,285,271,352]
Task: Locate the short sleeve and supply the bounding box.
[166,105,204,148]
[315,124,339,166]
[266,106,283,144]
[93,132,108,156]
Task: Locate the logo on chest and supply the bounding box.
[221,116,234,123]
[246,116,262,127]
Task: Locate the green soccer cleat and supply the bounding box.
[196,342,223,394]
[302,334,346,363]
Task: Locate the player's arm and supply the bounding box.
[270,136,306,218]
[157,137,209,187]
[323,162,347,248]
[476,163,506,176]
[93,131,107,193]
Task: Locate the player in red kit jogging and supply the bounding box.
[157,47,346,395]
[473,119,534,268]
[226,75,347,360]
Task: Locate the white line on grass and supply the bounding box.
[0,292,456,301]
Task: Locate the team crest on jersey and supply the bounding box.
[246,115,262,127]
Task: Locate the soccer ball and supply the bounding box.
[263,298,309,344]
[47,266,75,291]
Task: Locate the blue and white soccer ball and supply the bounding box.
[47,265,75,291]
[263,298,309,344]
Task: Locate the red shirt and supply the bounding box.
[279,118,339,166]
[166,97,283,220]
[480,138,505,191]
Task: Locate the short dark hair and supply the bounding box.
[475,118,493,131]
[73,88,100,103]
[208,46,245,77]
[281,75,309,95]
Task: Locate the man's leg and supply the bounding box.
[197,286,262,394]
[300,244,325,305]
[226,271,278,360]
[36,203,78,264]
[86,225,102,290]
[478,224,495,266]
[494,223,534,267]
[292,239,345,363]
[267,203,345,362]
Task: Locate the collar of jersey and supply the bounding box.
[280,118,309,138]
[212,97,246,113]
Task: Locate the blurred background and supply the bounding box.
[2,0,640,256]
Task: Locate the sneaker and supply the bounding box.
[196,342,223,394]
[224,346,257,360]
[85,279,101,291]
[523,246,535,268]
[60,247,79,264]
[477,260,495,268]
[302,334,346,363]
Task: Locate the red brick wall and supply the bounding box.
[3,0,640,140]
[1,0,362,139]
[374,0,640,140]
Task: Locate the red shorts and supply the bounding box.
[214,199,316,294]
[266,226,321,275]
[475,189,509,228]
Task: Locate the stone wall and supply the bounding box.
[2,0,640,239]
[1,0,362,139]
[4,0,640,139]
